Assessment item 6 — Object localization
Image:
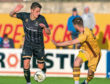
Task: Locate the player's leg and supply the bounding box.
[73,57,83,84]
[23,58,31,84]
[73,51,88,84]
[86,69,94,83]
[37,62,46,73]
[81,69,94,84]
[33,47,46,73]
[81,53,101,84]
[22,45,32,84]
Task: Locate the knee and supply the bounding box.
[74,60,80,67]
[23,59,30,69]
[38,63,44,69]
[24,63,30,69]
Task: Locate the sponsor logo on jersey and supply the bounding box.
[25,19,28,22]
[35,21,39,26]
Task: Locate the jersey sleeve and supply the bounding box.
[42,17,49,28]
[77,33,87,43]
[16,12,27,21]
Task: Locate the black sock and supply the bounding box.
[42,63,46,73]
[24,69,30,83]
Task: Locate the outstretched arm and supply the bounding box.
[9,4,24,17]
[44,28,51,35]
[39,23,51,35]
[52,39,80,46]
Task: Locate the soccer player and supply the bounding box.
[52,17,101,84]
[10,2,50,84]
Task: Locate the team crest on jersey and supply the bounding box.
[25,19,28,22]
[35,21,39,26]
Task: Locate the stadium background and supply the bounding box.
[0,0,110,84]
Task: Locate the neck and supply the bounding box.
[30,14,38,20]
[79,27,84,33]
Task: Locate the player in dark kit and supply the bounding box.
[10,2,51,84]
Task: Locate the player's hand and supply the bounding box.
[51,40,58,46]
[14,4,24,12]
[39,23,46,29]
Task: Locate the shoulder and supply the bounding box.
[88,13,94,17]
[78,28,90,38]
[85,28,90,31]
[84,28,92,35]
[17,12,29,15]
[76,15,80,17]
[68,16,73,22]
[39,15,45,19]
[68,16,73,19]
[23,12,30,17]
[16,12,30,19]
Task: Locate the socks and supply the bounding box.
[86,70,94,83]
[73,66,80,84]
[85,80,88,84]
[27,82,31,84]
[42,63,46,73]
[86,74,94,83]
[75,81,79,84]
[24,69,31,83]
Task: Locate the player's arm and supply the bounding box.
[52,39,80,47]
[39,23,51,35]
[9,4,23,17]
[44,27,51,35]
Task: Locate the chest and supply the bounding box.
[23,18,44,32]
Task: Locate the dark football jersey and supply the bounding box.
[16,12,49,47]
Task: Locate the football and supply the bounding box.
[34,70,46,82]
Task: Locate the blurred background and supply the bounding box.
[0,0,110,84]
[0,0,110,49]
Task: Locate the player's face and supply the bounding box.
[31,7,41,18]
[74,24,80,32]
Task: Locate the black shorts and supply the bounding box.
[22,44,45,64]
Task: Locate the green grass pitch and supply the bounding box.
[0,76,110,84]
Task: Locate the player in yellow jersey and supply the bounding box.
[52,17,101,84]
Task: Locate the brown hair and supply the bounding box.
[72,17,83,27]
[31,2,42,9]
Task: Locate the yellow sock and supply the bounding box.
[86,70,94,83]
[73,66,80,81]
[86,75,94,83]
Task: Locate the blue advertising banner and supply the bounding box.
[107,51,110,78]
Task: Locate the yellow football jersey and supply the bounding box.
[77,28,100,57]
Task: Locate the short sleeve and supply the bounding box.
[77,33,87,43]
[16,12,27,21]
[42,17,49,28]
